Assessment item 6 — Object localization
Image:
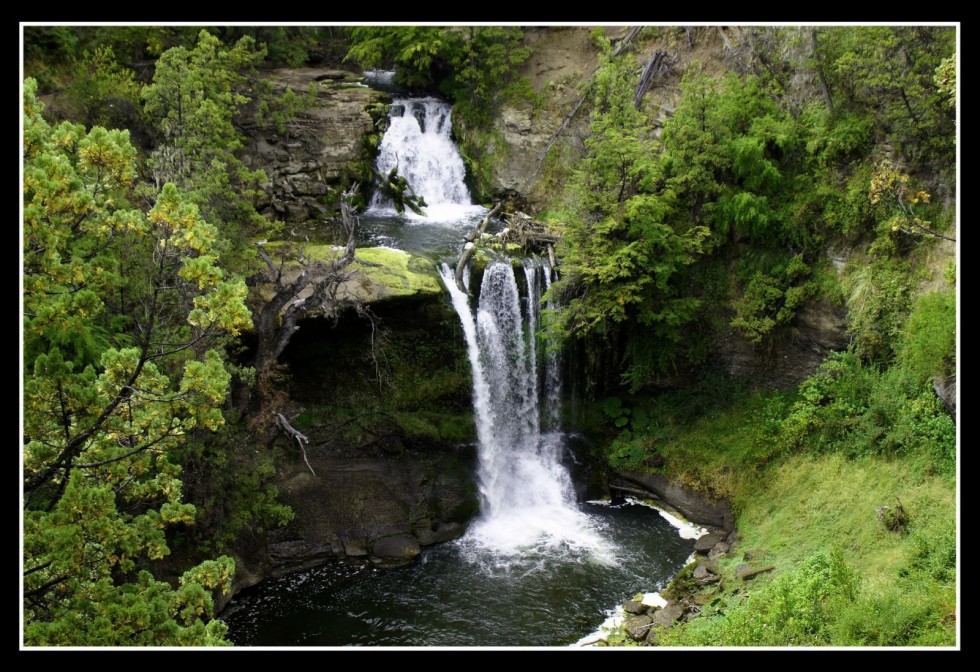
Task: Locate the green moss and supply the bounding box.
[352,247,443,297]
[256,243,443,304]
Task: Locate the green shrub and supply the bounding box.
[897,290,956,386]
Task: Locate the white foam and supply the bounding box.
[641,592,668,609]
[621,495,710,539]
[574,497,709,646]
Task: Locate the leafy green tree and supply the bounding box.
[346,26,449,89]
[820,26,955,169]
[218,26,335,66]
[23,78,250,646]
[730,254,817,344]
[64,45,143,131]
[868,160,955,244]
[142,29,272,257]
[658,70,730,234]
[346,26,531,126]
[934,53,956,109]
[550,42,710,389]
[897,290,956,387]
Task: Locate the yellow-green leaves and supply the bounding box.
[188,281,251,336]
[150,183,217,253]
[77,126,137,186]
[23,76,250,646]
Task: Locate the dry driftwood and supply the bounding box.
[454,202,502,293]
[498,212,562,250]
[525,26,644,189]
[276,412,316,476]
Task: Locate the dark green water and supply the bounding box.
[219,500,695,648]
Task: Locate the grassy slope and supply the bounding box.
[621,386,957,647]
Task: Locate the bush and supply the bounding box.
[897,290,956,387]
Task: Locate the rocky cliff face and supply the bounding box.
[488,28,606,205]
[245,68,388,224]
[715,298,851,389]
[223,288,477,594]
[266,448,477,576]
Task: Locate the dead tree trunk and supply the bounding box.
[525,26,644,189]
[276,412,316,476]
[454,202,502,293]
[634,50,668,109]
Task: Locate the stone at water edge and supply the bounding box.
[343,538,369,557]
[693,531,727,553]
[624,614,654,641]
[641,592,669,609]
[651,602,686,628]
[707,541,730,560]
[370,534,422,568]
[370,535,421,564]
[692,563,710,580]
[623,600,648,615]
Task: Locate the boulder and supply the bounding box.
[343,538,369,557]
[624,614,654,641]
[612,471,735,530]
[694,532,727,553]
[370,535,421,567]
[707,541,730,560]
[414,521,466,546]
[623,600,648,615]
[651,602,686,628]
[933,374,956,417]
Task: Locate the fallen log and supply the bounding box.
[736,564,775,581]
[525,26,644,189]
[634,50,669,109]
[454,202,502,293]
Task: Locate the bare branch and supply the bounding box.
[455,202,503,293]
[276,413,315,476]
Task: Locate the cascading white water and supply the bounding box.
[440,260,612,560]
[542,264,562,432]
[370,97,484,222]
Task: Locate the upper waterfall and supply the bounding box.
[370,97,483,222]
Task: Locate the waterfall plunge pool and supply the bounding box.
[219,495,696,647]
[220,259,699,648]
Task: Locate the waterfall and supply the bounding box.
[370,97,484,222]
[542,265,562,432]
[440,260,611,559]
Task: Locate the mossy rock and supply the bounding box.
[348,247,443,301]
[253,243,444,308]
